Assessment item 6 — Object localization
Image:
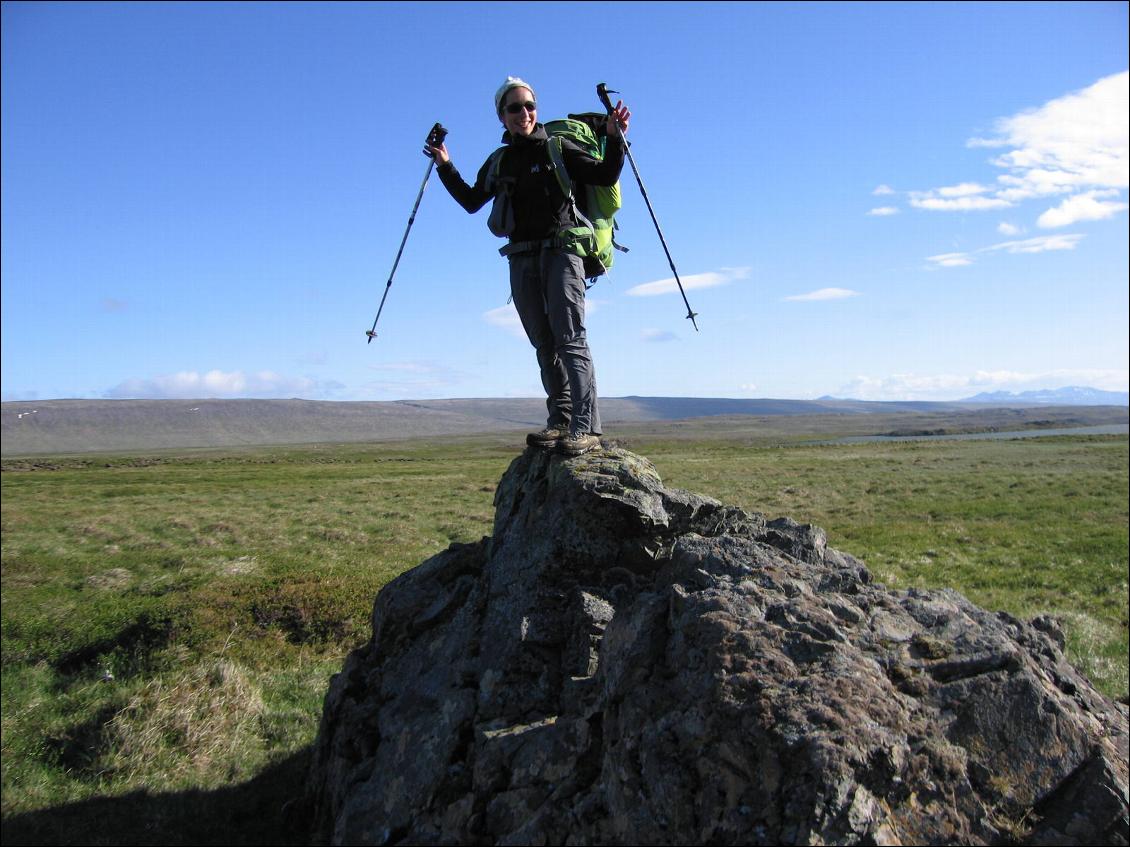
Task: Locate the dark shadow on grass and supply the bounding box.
[1,749,313,846]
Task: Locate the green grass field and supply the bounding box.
[2,431,1127,844]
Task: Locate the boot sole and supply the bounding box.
[526,433,565,448]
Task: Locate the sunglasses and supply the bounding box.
[504,101,537,115]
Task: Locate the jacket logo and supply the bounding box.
[530,164,541,174]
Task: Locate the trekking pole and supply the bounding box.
[366,122,448,343]
[597,83,699,331]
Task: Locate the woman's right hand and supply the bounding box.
[424,142,450,164]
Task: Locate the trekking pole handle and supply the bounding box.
[596,83,618,116]
[424,122,448,156]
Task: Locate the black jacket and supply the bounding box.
[437,124,625,242]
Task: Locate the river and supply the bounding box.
[811,424,1129,446]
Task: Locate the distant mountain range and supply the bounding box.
[959,386,1129,406]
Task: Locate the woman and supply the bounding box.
[426,77,631,456]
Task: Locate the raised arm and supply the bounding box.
[423,139,493,214]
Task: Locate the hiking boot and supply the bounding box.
[527,426,568,448]
[558,432,601,456]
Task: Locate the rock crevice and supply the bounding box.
[306,447,1128,845]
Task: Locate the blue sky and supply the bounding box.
[2,1,1127,403]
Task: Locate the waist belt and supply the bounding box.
[498,237,560,257]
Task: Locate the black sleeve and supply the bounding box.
[560,136,626,187]
[436,156,494,214]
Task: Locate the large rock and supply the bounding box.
[305,447,1129,845]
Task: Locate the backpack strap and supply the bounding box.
[484,146,510,196]
[545,137,574,202]
[546,136,600,244]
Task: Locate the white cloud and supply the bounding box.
[909,182,1011,212]
[970,70,1128,195]
[938,182,992,198]
[997,222,1022,236]
[910,194,1013,211]
[104,369,343,399]
[783,287,861,301]
[988,233,1084,253]
[872,184,895,195]
[641,328,677,343]
[867,206,899,216]
[926,234,1084,268]
[626,266,750,297]
[926,252,974,268]
[483,303,527,339]
[838,368,1129,401]
[912,71,1129,224]
[1036,190,1130,228]
[839,373,972,400]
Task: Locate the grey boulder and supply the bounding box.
[305,446,1129,845]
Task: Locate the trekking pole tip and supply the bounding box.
[366,330,377,344]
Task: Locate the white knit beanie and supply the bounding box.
[494,76,536,114]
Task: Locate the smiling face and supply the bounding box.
[500,86,537,137]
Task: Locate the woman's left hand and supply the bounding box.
[606,100,631,137]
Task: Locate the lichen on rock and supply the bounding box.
[305,446,1129,845]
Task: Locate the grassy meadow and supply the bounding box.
[2,429,1127,843]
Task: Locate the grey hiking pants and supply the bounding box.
[508,248,601,436]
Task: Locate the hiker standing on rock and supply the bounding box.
[424,77,630,457]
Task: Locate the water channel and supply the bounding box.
[810,424,1128,446]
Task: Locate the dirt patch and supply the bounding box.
[219,556,257,576]
[85,568,134,590]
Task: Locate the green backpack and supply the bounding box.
[487,113,627,280]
